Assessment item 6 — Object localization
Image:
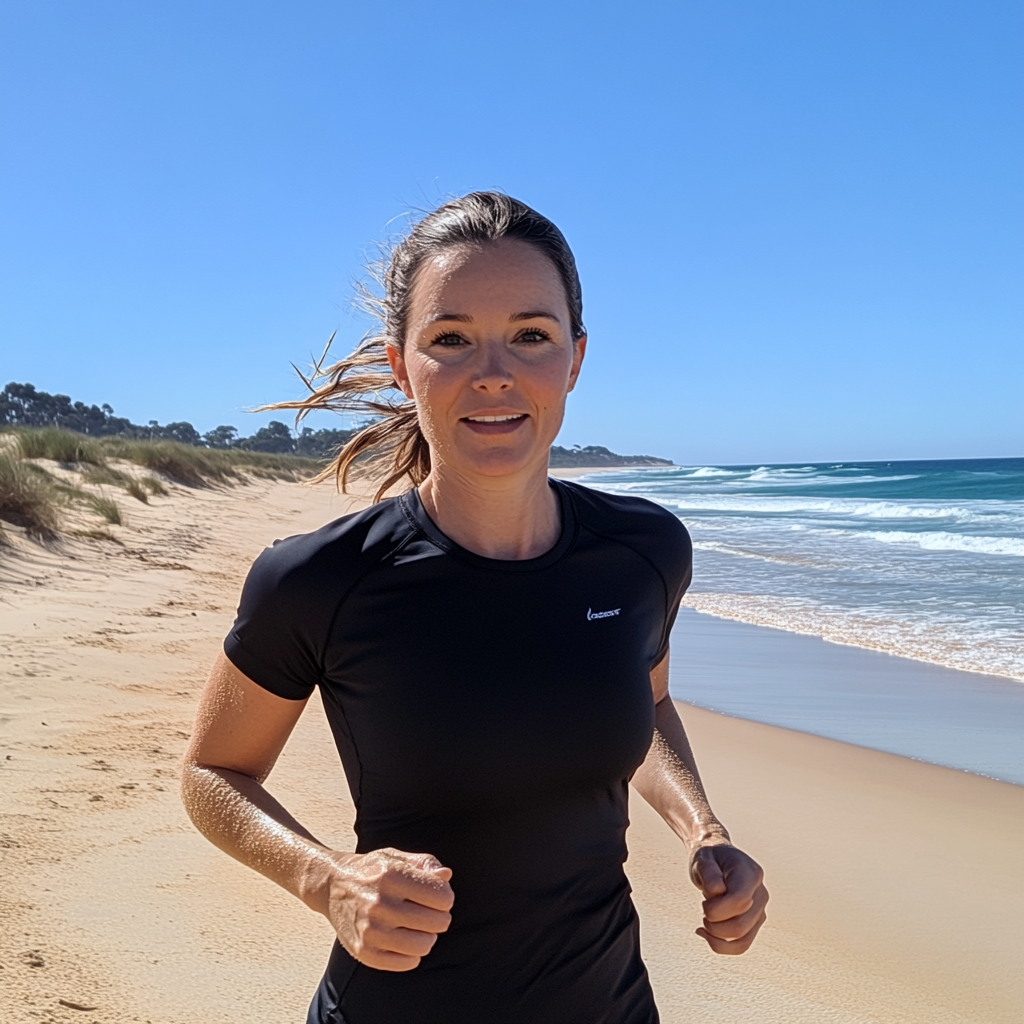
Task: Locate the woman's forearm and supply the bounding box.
[631,697,731,853]
[180,763,344,915]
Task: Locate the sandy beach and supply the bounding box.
[2,472,1023,1023]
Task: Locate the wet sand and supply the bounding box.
[2,475,1022,1023]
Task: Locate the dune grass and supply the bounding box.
[98,436,320,487]
[0,450,62,539]
[14,426,105,465]
[82,464,151,503]
[85,493,123,525]
[125,479,149,503]
[0,427,321,544]
[140,476,167,496]
[81,464,132,488]
[71,528,121,542]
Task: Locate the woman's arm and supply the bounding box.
[180,653,454,971]
[631,650,769,954]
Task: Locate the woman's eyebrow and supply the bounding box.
[426,311,561,325]
[428,312,474,324]
[510,311,561,323]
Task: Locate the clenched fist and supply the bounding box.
[690,844,768,955]
[322,847,455,971]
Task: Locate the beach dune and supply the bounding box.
[1,474,1021,1023]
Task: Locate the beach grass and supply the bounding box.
[82,464,150,503]
[140,476,168,496]
[85,493,123,525]
[0,427,323,543]
[0,449,62,539]
[13,425,106,465]
[125,479,149,503]
[98,435,320,487]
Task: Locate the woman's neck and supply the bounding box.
[417,462,560,561]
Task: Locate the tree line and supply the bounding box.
[1,382,672,467]
[0,382,356,458]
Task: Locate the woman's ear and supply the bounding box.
[567,335,587,393]
[385,343,415,400]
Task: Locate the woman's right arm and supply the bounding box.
[180,653,454,971]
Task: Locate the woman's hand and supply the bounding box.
[182,660,454,973]
[633,656,769,955]
[322,848,455,972]
[690,844,768,955]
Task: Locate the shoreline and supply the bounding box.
[669,606,1024,786]
[547,465,627,478]
[3,476,1023,1022]
[562,468,1024,689]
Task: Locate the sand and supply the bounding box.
[2,473,1023,1024]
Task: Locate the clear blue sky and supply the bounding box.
[1,0,1021,464]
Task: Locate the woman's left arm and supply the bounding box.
[630,649,769,954]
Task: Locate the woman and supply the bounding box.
[181,192,768,1024]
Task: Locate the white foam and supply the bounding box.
[861,530,1024,557]
[652,494,989,520]
[685,467,739,478]
[692,541,819,566]
[682,593,1024,682]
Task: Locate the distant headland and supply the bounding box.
[548,445,671,468]
[0,382,672,467]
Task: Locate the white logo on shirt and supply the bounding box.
[587,607,621,621]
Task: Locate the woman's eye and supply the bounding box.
[518,329,549,344]
[433,332,467,347]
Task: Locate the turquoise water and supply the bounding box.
[580,458,1024,681]
[578,458,1024,783]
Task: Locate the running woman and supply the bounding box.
[181,192,768,1024]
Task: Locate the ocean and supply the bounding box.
[578,458,1024,784]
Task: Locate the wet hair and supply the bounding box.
[267,192,585,501]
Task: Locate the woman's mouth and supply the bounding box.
[461,413,528,435]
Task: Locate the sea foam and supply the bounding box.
[578,457,1024,683]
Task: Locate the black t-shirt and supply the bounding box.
[225,479,692,1024]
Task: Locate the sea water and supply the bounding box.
[578,458,1024,783]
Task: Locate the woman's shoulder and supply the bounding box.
[557,478,691,565]
[245,495,412,593]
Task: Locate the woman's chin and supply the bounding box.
[451,443,550,479]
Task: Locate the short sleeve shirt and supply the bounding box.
[225,479,692,1024]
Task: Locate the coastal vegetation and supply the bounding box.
[1,382,673,468]
[0,381,357,457]
[0,381,671,544]
[0,426,320,544]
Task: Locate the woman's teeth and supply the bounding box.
[465,414,525,422]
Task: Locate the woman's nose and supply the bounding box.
[472,348,514,392]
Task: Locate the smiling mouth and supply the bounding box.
[461,413,529,435]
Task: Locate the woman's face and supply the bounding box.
[388,238,586,480]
